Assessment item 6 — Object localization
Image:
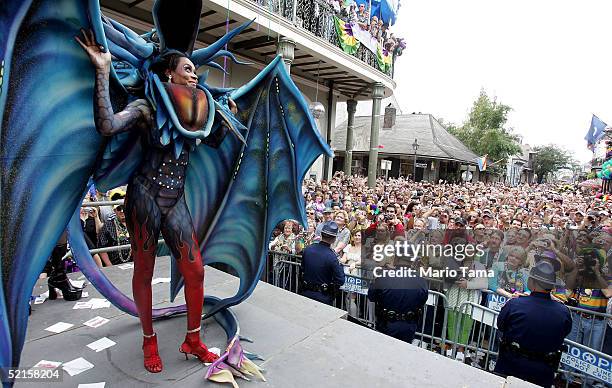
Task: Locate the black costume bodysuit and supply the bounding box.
[124,83,209,334]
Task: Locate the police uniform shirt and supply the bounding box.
[495,291,572,387]
[368,273,428,343]
[301,241,345,304]
[368,274,428,313]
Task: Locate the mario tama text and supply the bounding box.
[363,240,495,280]
[373,266,493,279]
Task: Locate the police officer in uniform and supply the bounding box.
[494,261,571,387]
[368,255,428,343]
[300,221,345,305]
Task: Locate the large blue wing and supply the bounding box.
[180,56,332,317]
[0,0,109,369]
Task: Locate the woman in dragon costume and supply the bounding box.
[0,0,331,385]
[76,29,226,372]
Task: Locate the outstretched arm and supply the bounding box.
[76,29,150,136]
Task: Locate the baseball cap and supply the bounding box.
[454,217,467,226]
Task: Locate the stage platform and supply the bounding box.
[18,256,536,387]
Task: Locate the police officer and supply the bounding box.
[368,256,428,343]
[494,261,572,387]
[300,221,345,305]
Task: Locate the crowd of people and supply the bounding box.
[269,171,612,386]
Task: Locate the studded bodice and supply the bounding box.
[135,142,190,201]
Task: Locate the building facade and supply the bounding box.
[505,143,536,186]
[332,108,480,182]
[100,0,400,181]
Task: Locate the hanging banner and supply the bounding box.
[376,45,393,73]
[350,24,379,53]
[334,16,361,55]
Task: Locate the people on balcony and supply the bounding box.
[356,3,369,29]
[369,16,379,39]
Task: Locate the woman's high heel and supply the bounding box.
[179,328,219,363]
[143,333,163,373]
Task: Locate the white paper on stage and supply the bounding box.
[33,360,62,369]
[78,383,106,388]
[44,322,74,333]
[34,290,50,304]
[86,337,116,352]
[151,277,170,285]
[90,298,111,309]
[83,316,110,328]
[73,301,93,309]
[62,357,94,376]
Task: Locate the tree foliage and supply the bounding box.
[532,144,574,183]
[447,90,522,174]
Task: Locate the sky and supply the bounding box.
[385,0,612,164]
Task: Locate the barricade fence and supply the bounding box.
[264,251,612,387]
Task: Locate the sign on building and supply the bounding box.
[380,160,392,170]
[415,162,427,168]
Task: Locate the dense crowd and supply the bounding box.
[270,171,612,372]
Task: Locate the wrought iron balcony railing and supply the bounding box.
[249,0,393,77]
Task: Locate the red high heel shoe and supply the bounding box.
[142,333,163,373]
[179,327,219,363]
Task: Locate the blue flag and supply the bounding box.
[585,114,608,148]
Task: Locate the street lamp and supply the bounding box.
[412,138,419,181]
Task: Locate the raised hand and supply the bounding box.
[75,29,111,71]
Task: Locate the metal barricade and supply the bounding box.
[449,299,612,387]
[559,338,612,387]
[559,306,612,387]
[566,305,610,353]
[334,271,375,328]
[412,290,449,354]
[450,301,500,371]
[269,251,302,294]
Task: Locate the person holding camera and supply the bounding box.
[564,248,611,352]
[364,204,405,239]
[299,221,345,305]
[494,261,571,388]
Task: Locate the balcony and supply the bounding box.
[248,0,394,77]
[100,0,396,101]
